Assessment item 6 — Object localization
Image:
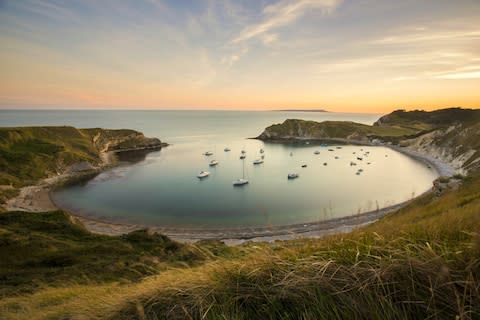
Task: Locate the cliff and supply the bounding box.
[0,126,165,197]
[256,108,480,174]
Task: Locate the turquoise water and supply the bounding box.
[1,110,438,228]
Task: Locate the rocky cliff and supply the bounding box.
[0,126,165,188]
[256,108,480,174]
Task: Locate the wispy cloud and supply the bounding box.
[435,71,480,79]
[231,0,342,44]
[372,29,480,45]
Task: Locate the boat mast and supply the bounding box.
[242,157,245,179]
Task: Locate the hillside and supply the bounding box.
[0,174,478,319]
[0,126,165,207]
[0,111,479,319]
[257,108,480,173]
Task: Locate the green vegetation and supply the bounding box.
[0,175,478,319]
[257,119,417,141]
[0,126,162,206]
[1,109,479,319]
[0,210,240,297]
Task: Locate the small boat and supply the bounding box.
[233,178,249,186]
[233,157,248,186]
[301,164,307,168]
[253,159,264,164]
[336,146,342,149]
[305,141,310,145]
[240,154,246,159]
[209,160,219,166]
[335,156,339,159]
[290,152,293,156]
[260,148,264,153]
[357,157,363,161]
[323,162,328,166]
[261,155,265,159]
[224,148,231,152]
[358,169,364,172]
[197,171,210,178]
[350,161,357,166]
[356,172,361,175]
[367,162,371,165]
[288,173,299,179]
[241,150,246,154]
[328,149,334,152]
[314,150,320,155]
[203,151,213,156]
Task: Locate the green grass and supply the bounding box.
[0,211,241,297]
[0,126,162,191]
[259,119,417,141]
[0,175,478,319]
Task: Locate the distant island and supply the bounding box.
[271,109,329,112]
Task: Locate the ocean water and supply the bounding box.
[1,110,438,228]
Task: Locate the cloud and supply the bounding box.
[435,71,480,80]
[372,30,480,45]
[231,0,342,44]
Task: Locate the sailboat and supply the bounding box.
[233,157,249,186]
[197,171,210,178]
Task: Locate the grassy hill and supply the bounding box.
[0,109,479,319]
[0,174,478,319]
[0,126,163,206]
[257,108,480,173]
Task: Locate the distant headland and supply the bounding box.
[271,109,329,112]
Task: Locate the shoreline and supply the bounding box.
[4,142,456,244]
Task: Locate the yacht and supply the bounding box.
[288,173,299,179]
[209,160,219,166]
[314,150,320,155]
[233,157,249,186]
[253,159,264,164]
[197,171,210,178]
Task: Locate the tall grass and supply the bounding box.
[1,176,479,319]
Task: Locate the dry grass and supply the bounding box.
[1,176,479,319]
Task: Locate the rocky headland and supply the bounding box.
[256,108,480,175]
[0,126,166,212]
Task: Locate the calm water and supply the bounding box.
[1,110,438,228]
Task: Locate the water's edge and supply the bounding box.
[50,142,452,244]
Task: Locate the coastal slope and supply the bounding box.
[0,126,165,209]
[257,108,480,173]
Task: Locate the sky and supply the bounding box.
[0,0,479,113]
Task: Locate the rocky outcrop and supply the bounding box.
[256,109,480,174]
[256,119,375,143]
[83,128,165,153]
[394,124,479,174]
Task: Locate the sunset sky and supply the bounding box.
[1,0,479,112]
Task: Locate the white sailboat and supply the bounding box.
[197,171,210,178]
[233,157,249,186]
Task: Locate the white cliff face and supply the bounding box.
[399,125,477,174]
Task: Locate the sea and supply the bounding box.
[0,110,438,228]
